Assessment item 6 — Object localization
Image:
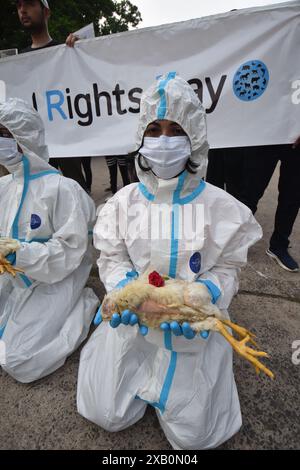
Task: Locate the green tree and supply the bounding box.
[0,0,142,51]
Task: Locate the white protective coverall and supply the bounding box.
[77,73,263,449]
[0,98,99,383]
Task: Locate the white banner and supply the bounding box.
[0,1,299,157]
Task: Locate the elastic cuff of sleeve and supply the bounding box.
[196,279,221,304]
[115,278,128,289]
[6,253,16,266]
[126,270,139,279]
[115,270,139,289]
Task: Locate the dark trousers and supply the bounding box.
[49,157,88,191]
[127,155,139,183]
[239,145,300,250]
[105,156,130,194]
[206,148,245,199]
[81,157,92,191]
[207,145,300,250]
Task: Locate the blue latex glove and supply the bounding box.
[160,321,209,340]
[110,309,148,336]
[94,307,148,336]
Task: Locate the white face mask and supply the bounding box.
[0,136,23,167]
[139,135,191,179]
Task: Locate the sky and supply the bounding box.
[133,0,295,28]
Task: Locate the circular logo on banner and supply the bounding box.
[189,252,201,274]
[30,214,42,230]
[233,60,269,101]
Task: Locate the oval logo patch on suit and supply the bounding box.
[189,252,201,273]
[30,214,42,230]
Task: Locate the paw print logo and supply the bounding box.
[233,60,269,101]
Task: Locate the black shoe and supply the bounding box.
[266,248,299,272]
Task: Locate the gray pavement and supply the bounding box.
[0,157,299,450]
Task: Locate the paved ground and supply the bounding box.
[1,157,299,450]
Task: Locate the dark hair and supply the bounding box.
[137,153,152,172]
[185,158,199,174]
[127,147,152,173]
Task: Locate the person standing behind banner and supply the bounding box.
[207,142,300,273]
[206,147,245,200]
[81,157,92,194]
[105,156,131,197]
[238,141,300,272]
[16,0,88,191]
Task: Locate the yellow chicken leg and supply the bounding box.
[221,318,258,348]
[0,254,24,277]
[216,319,274,379]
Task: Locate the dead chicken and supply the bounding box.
[101,271,274,379]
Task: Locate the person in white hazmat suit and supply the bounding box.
[0,98,99,383]
[77,73,263,449]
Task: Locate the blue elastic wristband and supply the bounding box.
[196,279,221,304]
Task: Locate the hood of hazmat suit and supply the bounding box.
[135,72,209,194]
[0,98,98,382]
[77,73,263,450]
[0,98,50,175]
